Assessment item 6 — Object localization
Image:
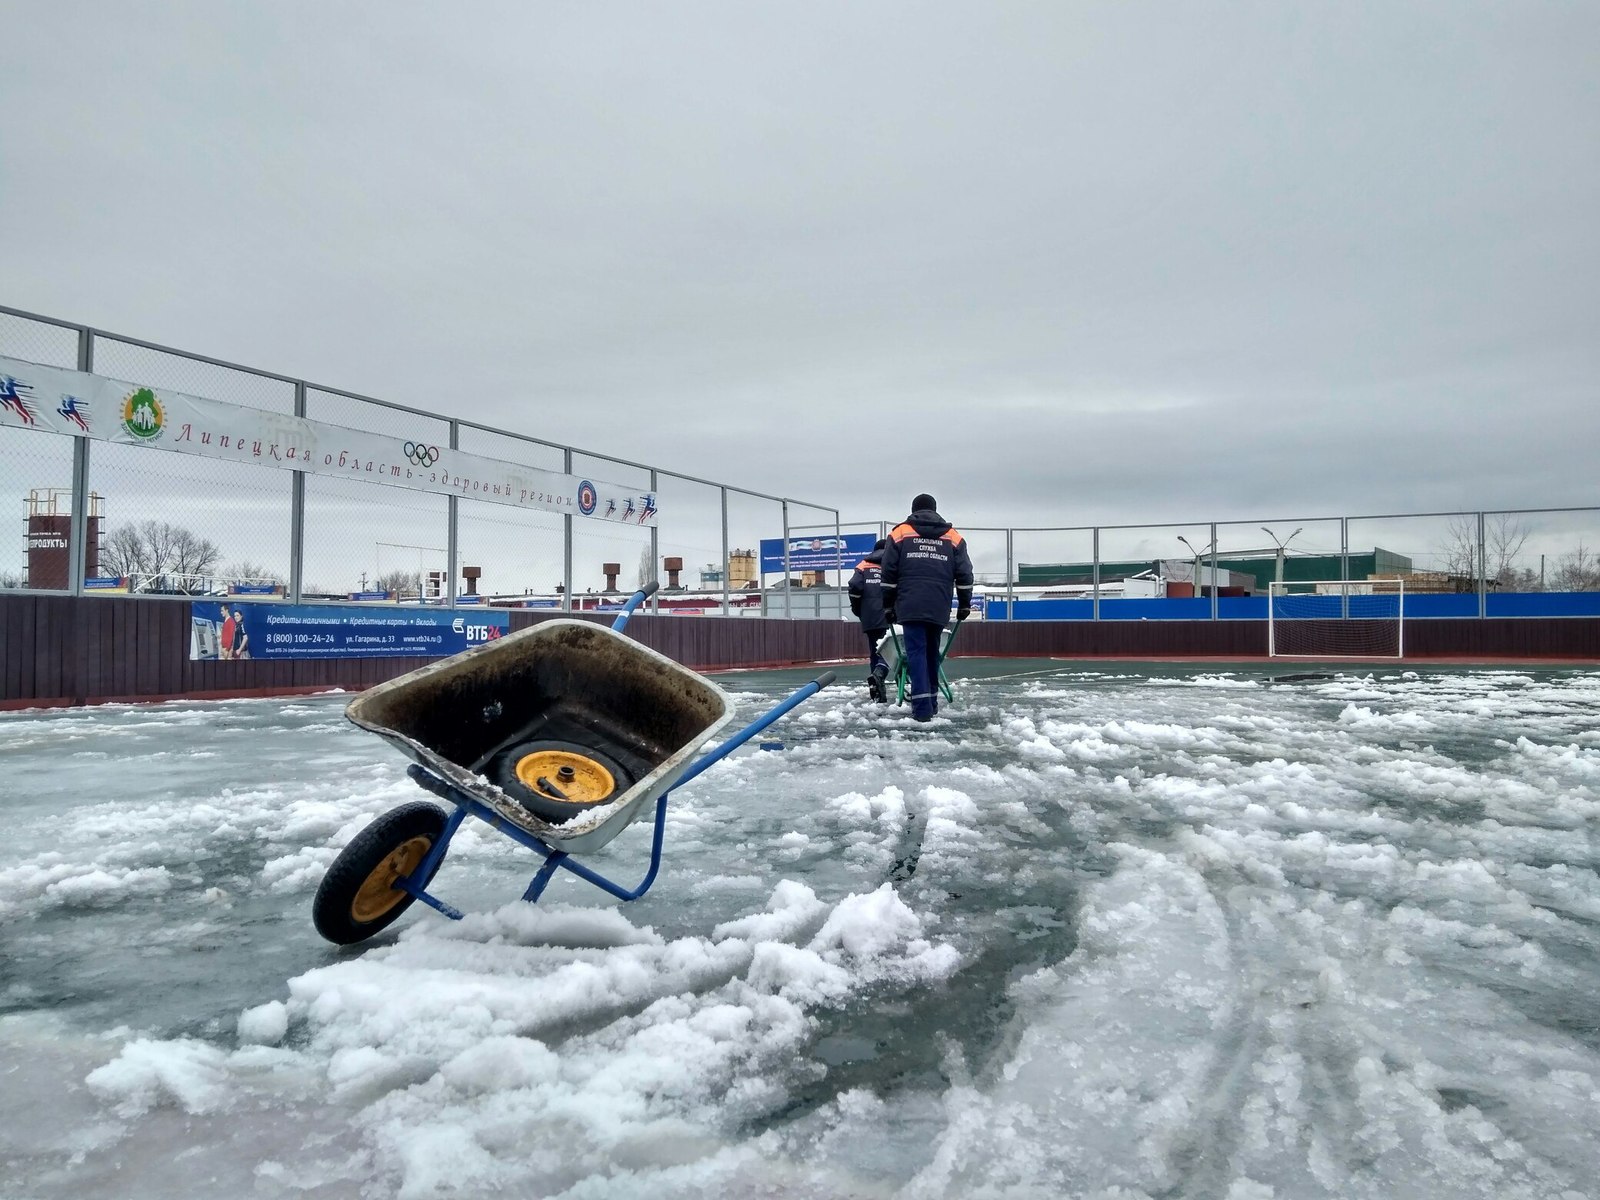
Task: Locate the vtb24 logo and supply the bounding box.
[451,618,502,643]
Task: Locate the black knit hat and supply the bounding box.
[911,493,937,511]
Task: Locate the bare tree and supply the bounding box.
[1485,515,1530,586]
[1552,542,1600,592]
[100,524,148,578]
[100,520,222,581]
[1506,566,1541,592]
[636,544,655,589]
[0,569,24,589]
[1435,517,1478,579]
[170,526,223,576]
[224,560,285,585]
[374,568,423,598]
[1433,514,1530,586]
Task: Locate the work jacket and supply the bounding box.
[848,547,888,630]
[881,508,974,628]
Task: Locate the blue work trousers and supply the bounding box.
[863,627,889,678]
[901,621,944,720]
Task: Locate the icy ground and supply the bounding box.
[3,662,1600,1200]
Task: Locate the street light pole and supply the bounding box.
[1177,535,1213,599]
[1261,526,1303,585]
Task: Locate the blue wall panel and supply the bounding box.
[983,591,1600,621]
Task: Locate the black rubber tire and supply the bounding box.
[487,738,637,822]
[312,801,448,946]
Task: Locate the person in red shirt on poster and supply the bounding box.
[218,605,236,661]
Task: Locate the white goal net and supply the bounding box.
[1267,580,1405,658]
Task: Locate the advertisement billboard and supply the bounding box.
[759,532,878,573]
[189,602,511,660]
[1,355,656,525]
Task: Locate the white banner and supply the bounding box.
[0,355,659,526]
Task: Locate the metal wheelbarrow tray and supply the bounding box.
[314,585,833,945]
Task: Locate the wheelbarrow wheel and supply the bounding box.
[487,739,636,822]
[312,801,448,946]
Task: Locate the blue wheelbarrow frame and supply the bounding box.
[344,585,833,925]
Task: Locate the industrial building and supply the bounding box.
[1018,549,1414,594]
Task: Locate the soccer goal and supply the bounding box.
[1267,580,1405,659]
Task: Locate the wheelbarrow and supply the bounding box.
[876,620,960,707]
[312,583,833,945]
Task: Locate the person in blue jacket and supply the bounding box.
[880,494,974,721]
[848,538,891,702]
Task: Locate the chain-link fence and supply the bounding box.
[5,305,1598,620]
[0,306,838,611]
[774,507,1600,623]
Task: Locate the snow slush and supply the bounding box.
[3,662,1599,1198]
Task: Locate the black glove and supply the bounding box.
[850,597,862,617]
[956,606,970,622]
[884,608,896,625]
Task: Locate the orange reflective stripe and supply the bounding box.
[941,528,964,547]
[890,524,917,541]
[853,560,873,570]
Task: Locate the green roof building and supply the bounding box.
[1016,549,1412,592]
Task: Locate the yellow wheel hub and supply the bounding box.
[351,835,432,923]
[514,750,615,804]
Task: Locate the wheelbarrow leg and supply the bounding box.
[392,800,470,920]
[523,851,570,902]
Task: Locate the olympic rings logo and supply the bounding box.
[405,441,440,467]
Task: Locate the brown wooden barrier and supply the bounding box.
[0,594,866,707]
[2,594,1597,708]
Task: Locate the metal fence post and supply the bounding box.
[781,500,791,619]
[834,510,843,596]
[1210,521,1218,620]
[562,449,574,612]
[1340,516,1349,618]
[68,328,94,597]
[289,381,306,603]
[1477,511,1487,618]
[446,420,459,606]
[649,469,660,615]
[720,487,730,618]
[1006,527,1015,621]
[1092,527,1101,621]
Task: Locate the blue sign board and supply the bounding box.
[759,532,879,573]
[190,602,511,660]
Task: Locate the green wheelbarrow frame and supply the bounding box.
[882,618,961,706]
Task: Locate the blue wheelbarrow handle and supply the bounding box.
[674,671,834,788]
[611,581,661,633]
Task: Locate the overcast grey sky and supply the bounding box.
[3,0,1597,536]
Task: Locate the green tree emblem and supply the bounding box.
[121,388,164,439]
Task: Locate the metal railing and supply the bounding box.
[791,507,1600,621]
[7,304,1597,622]
[0,305,842,613]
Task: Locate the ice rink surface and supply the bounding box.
[3,660,1599,1199]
